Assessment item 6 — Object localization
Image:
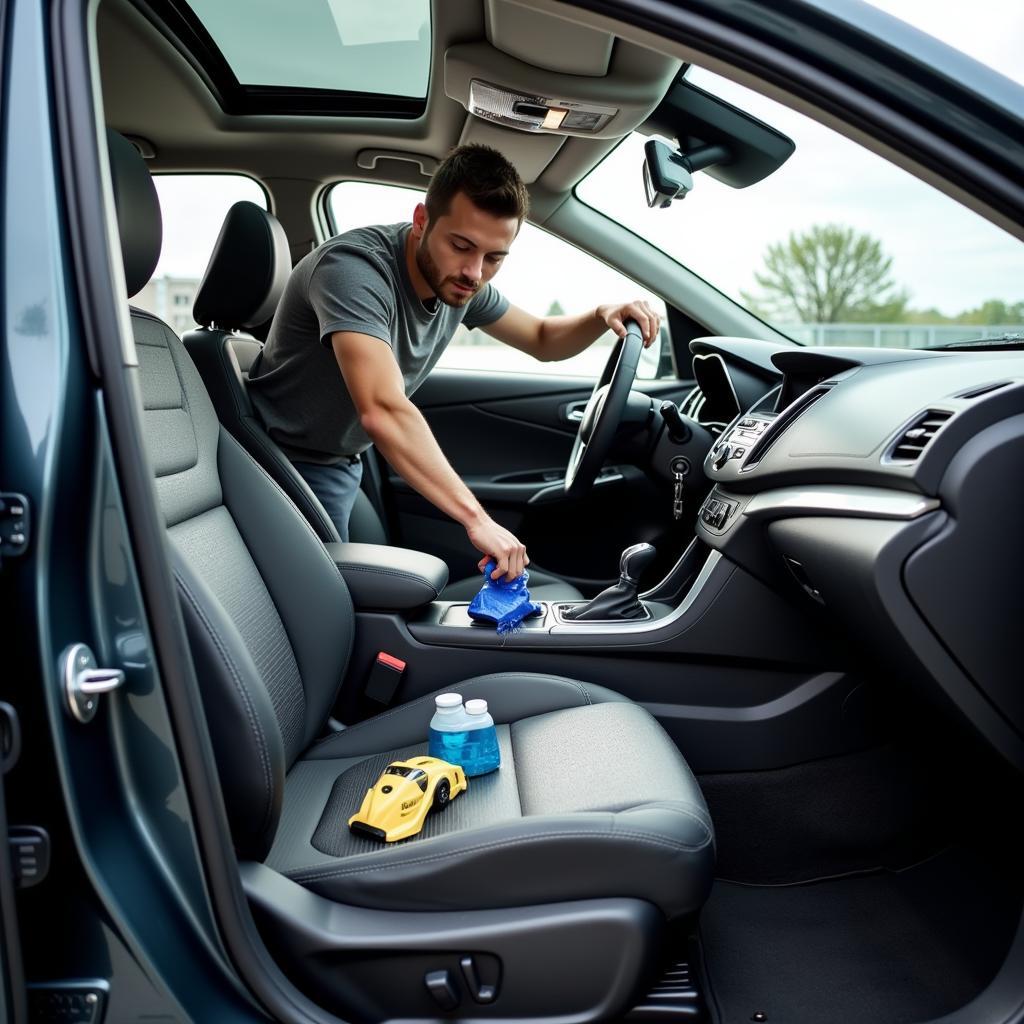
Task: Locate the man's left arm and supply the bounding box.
[481,300,661,362]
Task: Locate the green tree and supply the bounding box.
[743,224,909,323]
[956,299,1024,325]
[546,299,565,317]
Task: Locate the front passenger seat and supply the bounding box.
[183,201,584,603]
[111,131,713,1020]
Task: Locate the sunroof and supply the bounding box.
[186,0,431,98]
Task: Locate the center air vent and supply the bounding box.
[744,384,832,469]
[887,410,953,463]
[680,385,705,421]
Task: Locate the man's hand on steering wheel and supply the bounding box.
[596,300,662,347]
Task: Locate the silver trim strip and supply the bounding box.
[744,486,940,521]
[549,550,728,635]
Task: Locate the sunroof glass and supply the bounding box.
[187,0,431,98]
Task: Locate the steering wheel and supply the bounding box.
[564,319,644,499]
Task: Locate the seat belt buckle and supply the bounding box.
[365,651,406,704]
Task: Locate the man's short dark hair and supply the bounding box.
[425,144,529,225]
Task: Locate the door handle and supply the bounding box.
[563,401,588,423]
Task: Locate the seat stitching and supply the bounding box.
[573,681,593,706]
[624,801,713,829]
[175,572,275,835]
[508,723,524,816]
[289,823,713,883]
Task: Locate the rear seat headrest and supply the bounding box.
[106,129,162,298]
[193,202,291,331]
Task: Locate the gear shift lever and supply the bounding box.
[562,543,656,621]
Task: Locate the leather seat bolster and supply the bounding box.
[218,430,355,750]
[238,413,340,542]
[171,551,286,859]
[287,808,714,918]
[307,674,630,760]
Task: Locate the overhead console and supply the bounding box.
[444,40,680,139]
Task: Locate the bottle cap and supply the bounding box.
[434,692,462,709]
[465,698,489,716]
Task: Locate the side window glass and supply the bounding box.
[327,181,670,379]
[132,174,267,335]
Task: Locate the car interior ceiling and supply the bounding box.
[61,0,1024,1022]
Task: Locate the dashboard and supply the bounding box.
[685,336,1024,770]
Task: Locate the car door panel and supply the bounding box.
[394,368,697,589]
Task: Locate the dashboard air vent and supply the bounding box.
[680,385,705,421]
[955,381,1010,400]
[888,410,953,463]
[744,384,832,469]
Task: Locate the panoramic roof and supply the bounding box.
[145,0,432,114]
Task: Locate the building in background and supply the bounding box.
[133,275,201,335]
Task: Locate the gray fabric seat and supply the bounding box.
[268,674,713,916]
[110,129,713,923]
[182,201,583,603]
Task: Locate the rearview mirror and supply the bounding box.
[643,139,693,208]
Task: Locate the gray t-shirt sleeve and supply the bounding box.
[464,283,510,330]
[308,247,395,348]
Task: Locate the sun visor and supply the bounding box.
[444,41,680,140]
[484,0,613,77]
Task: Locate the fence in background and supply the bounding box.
[783,322,1024,348]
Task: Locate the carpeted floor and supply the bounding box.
[699,847,1022,1024]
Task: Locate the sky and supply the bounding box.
[150,0,1023,325]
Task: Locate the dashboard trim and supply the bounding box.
[549,550,728,635]
[744,486,940,521]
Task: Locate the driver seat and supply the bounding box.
[182,201,583,603]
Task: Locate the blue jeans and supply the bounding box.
[292,458,363,542]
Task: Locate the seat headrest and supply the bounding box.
[193,202,291,331]
[106,129,162,298]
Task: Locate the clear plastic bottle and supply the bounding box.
[459,698,501,776]
[428,692,471,764]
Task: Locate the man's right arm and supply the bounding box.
[331,331,529,581]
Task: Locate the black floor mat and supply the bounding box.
[699,847,1022,1024]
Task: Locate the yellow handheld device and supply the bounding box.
[348,756,467,842]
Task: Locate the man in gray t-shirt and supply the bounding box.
[249,144,660,579]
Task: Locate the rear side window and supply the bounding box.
[132,174,267,335]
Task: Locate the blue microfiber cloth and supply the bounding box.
[467,560,543,635]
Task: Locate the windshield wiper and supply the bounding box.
[928,332,1024,351]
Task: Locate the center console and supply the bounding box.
[405,539,725,648]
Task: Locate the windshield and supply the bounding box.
[577,66,1024,350]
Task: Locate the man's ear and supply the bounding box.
[412,203,429,239]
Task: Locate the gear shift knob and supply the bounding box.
[619,542,657,586]
[561,542,656,622]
